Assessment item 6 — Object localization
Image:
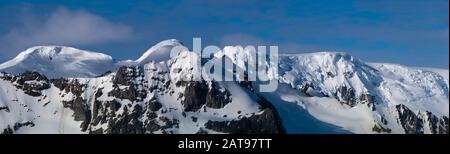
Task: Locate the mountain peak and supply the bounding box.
[0,46,114,78]
[135,39,188,65]
[17,46,112,61]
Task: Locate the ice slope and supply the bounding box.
[0,46,115,78]
[368,63,448,116]
[275,53,447,133]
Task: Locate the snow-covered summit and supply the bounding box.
[0,46,115,78]
[0,39,190,78]
[135,39,189,65]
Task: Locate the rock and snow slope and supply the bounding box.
[0,40,448,134]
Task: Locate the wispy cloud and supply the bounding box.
[0,6,133,61]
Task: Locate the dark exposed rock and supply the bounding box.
[89,128,103,134]
[91,89,107,126]
[326,72,335,78]
[6,71,51,97]
[180,81,208,112]
[95,88,103,98]
[91,100,103,126]
[148,97,162,111]
[105,105,144,134]
[159,117,179,130]
[300,83,313,96]
[205,82,231,109]
[205,108,285,134]
[381,116,388,125]
[424,111,439,134]
[145,120,161,133]
[91,99,121,127]
[360,94,376,111]
[418,111,448,134]
[372,123,391,133]
[108,66,146,102]
[109,85,141,102]
[60,81,91,131]
[196,128,208,134]
[438,116,448,134]
[64,79,84,96]
[191,116,198,122]
[334,86,376,109]
[147,112,157,120]
[50,78,69,91]
[105,100,121,112]
[0,72,14,81]
[256,95,286,132]
[17,71,49,82]
[13,121,35,131]
[113,67,136,86]
[62,97,91,132]
[205,96,285,134]
[0,106,9,112]
[395,104,423,134]
[336,86,356,107]
[1,126,13,134]
[180,81,232,112]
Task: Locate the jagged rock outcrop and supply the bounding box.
[396,104,423,134]
[0,106,9,112]
[1,64,286,134]
[109,66,147,102]
[180,81,208,112]
[0,71,51,96]
[336,86,357,107]
[179,81,232,112]
[422,111,449,134]
[204,96,285,134]
[61,79,91,131]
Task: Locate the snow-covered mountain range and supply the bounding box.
[0,39,448,134]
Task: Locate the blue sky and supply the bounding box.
[0,0,448,68]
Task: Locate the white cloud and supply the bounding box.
[1,7,133,61]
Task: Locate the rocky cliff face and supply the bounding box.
[0,65,286,134]
[394,104,449,134]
